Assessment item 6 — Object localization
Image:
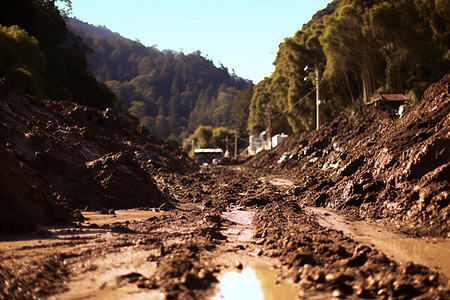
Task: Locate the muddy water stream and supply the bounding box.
[308,207,450,277]
[0,210,160,253]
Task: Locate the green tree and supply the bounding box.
[246,0,449,137]
[232,87,253,134]
[0,0,119,109]
[0,25,46,95]
[182,125,232,156]
[128,101,148,119]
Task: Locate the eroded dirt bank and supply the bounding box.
[248,74,450,238]
[0,78,196,234]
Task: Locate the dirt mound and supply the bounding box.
[0,78,196,234]
[248,74,450,237]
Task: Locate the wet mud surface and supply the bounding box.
[0,78,195,234]
[1,166,449,299]
[308,207,450,277]
[0,75,449,299]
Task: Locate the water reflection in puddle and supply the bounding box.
[213,263,296,300]
[213,268,263,300]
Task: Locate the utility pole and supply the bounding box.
[225,134,229,156]
[262,93,273,150]
[314,64,320,130]
[267,102,272,149]
[304,64,321,130]
[234,130,238,159]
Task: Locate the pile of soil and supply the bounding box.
[1,75,448,299]
[0,78,196,234]
[248,74,450,237]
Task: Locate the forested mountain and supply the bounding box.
[68,18,128,41]
[4,0,447,148]
[0,0,118,109]
[242,0,450,136]
[68,19,253,141]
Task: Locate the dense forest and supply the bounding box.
[68,19,253,142]
[1,0,448,153]
[241,0,450,136]
[0,0,118,109]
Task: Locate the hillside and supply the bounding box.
[248,73,450,237]
[67,19,253,140]
[67,18,128,41]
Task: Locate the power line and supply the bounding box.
[272,88,316,118]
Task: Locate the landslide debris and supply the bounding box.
[248,74,450,237]
[1,164,448,299]
[0,78,196,234]
[255,201,449,299]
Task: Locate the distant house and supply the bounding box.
[272,134,289,148]
[248,131,270,156]
[248,132,289,155]
[367,94,408,111]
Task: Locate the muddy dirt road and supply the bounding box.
[1,166,448,299]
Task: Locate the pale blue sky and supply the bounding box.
[68,0,331,83]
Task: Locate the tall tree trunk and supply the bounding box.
[344,71,355,103]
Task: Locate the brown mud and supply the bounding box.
[1,166,449,299]
[0,78,195,234]
[247,74,450,239]
[308,207,450,277]
[0,75,449,299]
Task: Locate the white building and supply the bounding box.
[272,134,289,148]
[248,131,288,155]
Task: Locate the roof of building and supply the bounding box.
[194,148,223,154]
[373,94,408,102]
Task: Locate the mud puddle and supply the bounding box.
[53,247,162,300]
[218,205,297,299]
[213,262,296,300]
[0,210,161,250]
[0,209,166,299]
[83,209,161,226]
[308,207,450,277]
